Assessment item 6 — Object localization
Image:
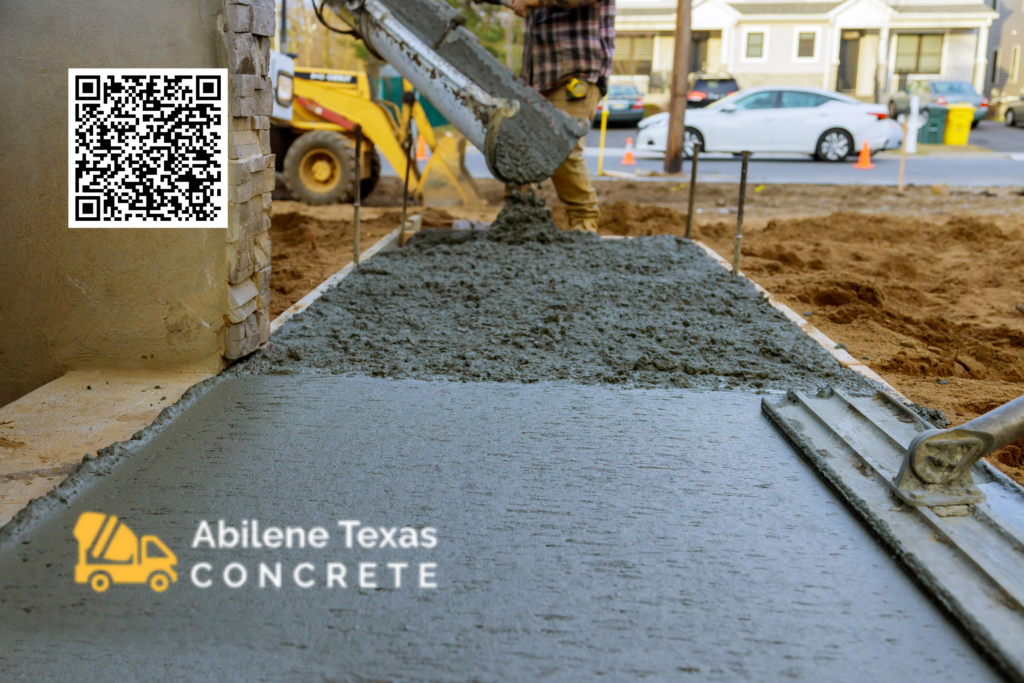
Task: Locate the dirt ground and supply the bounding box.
[272,176,1024,483]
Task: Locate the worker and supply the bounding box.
[508,0,615,233]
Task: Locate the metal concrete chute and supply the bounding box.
[326,0,587,185]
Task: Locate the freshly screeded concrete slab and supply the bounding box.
[0,376,1004,682]
[0,369,211,527]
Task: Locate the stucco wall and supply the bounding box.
[0,0,230,407]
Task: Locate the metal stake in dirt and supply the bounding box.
[400,127,414,246]
[685,142,700,239]
[733,151,749,276]
[353,125,363,266]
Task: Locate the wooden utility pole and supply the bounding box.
[664,0,693,173]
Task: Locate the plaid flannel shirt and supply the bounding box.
[521,0,615,94]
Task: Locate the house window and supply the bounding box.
[797,32,816,58]
[612,35,654,75]
[1012,45,1020,83]
[894,34,943,74]
[992,50,1000,83]
[746,32,765,59]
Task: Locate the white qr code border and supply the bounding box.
[68,68,229,229]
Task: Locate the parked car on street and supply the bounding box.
[635,87,902,161]
[888,80,988,128]
[687,75,739,108]
[1005,101,1024,127]
[594,84,645,124]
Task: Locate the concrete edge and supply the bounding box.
[270,225,403,334]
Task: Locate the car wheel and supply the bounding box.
[1007,109,1017,127]
[684,127,704,158]
[815,129,853,162]
[971,119,979,129]
[888,101,898,120]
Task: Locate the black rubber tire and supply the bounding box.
[815,128,854,162]
[1007,109,1017,127]
[282,130,357,205]
[360,147,382,200]
[684,127,704,159]
[888,100,898,120]
[970,119,979,129]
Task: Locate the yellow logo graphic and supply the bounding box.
[73,512,178,593]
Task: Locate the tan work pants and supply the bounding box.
[543,84,601,228]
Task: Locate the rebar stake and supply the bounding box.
[685,143,700,240]
[353,125,363,267]
[733,151,749,276]
[399,128,414,247]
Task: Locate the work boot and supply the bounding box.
[569,218,599,233]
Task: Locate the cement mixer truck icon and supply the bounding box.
[73,512,178,593]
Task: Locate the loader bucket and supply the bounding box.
[419,134,485,208]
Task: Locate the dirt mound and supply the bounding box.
[802,279,886,309]
[760,212,932,244]
[599,201,688,237]
[943,216,1010,246]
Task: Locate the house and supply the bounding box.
[983,0,1023,112]
[614,0,998,103]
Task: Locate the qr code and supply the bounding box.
[68,68,228,228]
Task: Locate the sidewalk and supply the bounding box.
[0,376,1003,681]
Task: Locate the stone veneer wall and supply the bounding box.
[221,0,276,359]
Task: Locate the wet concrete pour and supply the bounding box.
[0,376,1003,682]
[260,223,873,393]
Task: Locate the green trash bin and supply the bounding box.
[917,105,947,145]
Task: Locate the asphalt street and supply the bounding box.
[386,119,1024,186]
[0,376,1005,682]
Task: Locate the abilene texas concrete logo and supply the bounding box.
[74,513,439,593]
[74,512,178,593]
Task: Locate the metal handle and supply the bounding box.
[906,394,1024,485]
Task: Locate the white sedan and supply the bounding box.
[635,87,903,161]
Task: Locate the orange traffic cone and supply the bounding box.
[621,137,636,166]
[416,134,428,161]
[852,141,874,169]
